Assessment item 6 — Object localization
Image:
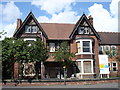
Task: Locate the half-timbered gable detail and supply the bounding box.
[69,14,100,40]
[13,12,48,41]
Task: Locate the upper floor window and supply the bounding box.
[83,41,90,52]
[25,26,31,33]
[76,39,92,54]
[25,25,37,33]
[78,26,89,34]
[49,43,55,52]
[99,46,103,54]
[111,45,117,56]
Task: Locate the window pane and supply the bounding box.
[25,26,31,33]
[32,26,37,33]
[113,63,116,66]
[83,61,91,73]
[83,48,90,52]
[113,67,117,71]
[77,61,81,73]
[49,43,55,52]
[77,42,81,53]
[83,41,90,46]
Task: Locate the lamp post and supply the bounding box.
[63,66,66,85]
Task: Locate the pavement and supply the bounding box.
[2,82,120,88]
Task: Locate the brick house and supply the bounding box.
[13,12,120,79]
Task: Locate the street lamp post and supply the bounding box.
[63,66,66,85]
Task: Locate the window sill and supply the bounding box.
[75,53,94,55]
[77,73,95,75]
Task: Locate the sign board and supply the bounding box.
[99,55,109,74]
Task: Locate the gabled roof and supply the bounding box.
[69,14,100,40]
[13,12,48,39]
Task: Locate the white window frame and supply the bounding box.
[76,59,94,74]
[112,62,118,72]
[76,39,93,54]
[25,25,31,33]
[31,26,37,33]
[111,45,117,56]
[49,43,55,52]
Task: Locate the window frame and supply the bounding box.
[25,25,31,33]
[111,45,117,56]
[76,39,93,54]
[78,26,89,34]
[112,62,118,72]
[49,43,55,52]
[76,59,94,74]
[25,25,37,33]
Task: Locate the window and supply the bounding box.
[23,62,36,76]
[25,26,31,33]
[103,45,110,56]
[76,59,94,74]
[83,41,90,52]
[76,39,92,54]
[32,26,37,33]
[83,61,92,73]
[99,46,103,54]
[77,61,81,73]
[76,41,81,53]
[112,62,117,71]
[49,43,55,52]
[108,62,111,71]
[111,46,117,56]
[25,25,37,33]
[78,26,89,34]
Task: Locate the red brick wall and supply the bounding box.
[70,35,100,77]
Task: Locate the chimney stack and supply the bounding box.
[88,15,93,25]
[16,19,22,30]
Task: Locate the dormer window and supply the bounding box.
[25,25,37,33]
[78,26,89,34]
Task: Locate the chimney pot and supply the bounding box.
[88,15,93,25]
[17,19,22,30]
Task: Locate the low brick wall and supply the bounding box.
[2,78,119,86]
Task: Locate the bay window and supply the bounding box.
[76,39,92,54]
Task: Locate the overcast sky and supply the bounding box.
[0,0,119,39]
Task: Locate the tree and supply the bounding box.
[2,37,29,79]
[54,41,75,76]
[2,38,48,80]
[27,39,48,79]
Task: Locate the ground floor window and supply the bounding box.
[76,59,94,74]
[23,62,36,76]
[112,62,117,72]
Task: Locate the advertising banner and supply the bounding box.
[99,55,109,74]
